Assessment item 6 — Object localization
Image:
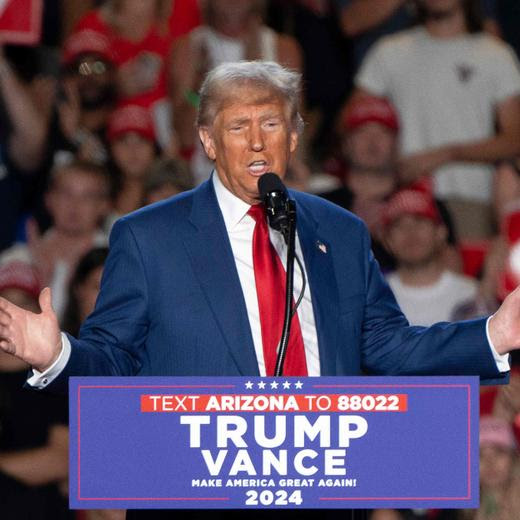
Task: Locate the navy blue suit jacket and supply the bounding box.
[48,178,505,392]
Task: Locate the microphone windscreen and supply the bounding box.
[258,173,286,199]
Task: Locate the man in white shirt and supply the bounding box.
[355,0,520,239]
[383,188,479,326]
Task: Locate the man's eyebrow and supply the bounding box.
[226,116,250,126]
[260,112,284,121]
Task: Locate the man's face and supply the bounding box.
[344,122,396,172]
[46,169,109,235]
[67,53,115,110]
[417,0,463,17]
[199,86,298,205]
[385,215,445,268]
[111,132,156,180]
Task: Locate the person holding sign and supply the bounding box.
[0,59,516,390]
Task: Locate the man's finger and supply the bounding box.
[0,311,11,326]
[39,287,54,314]
[0,297,13,319]
[0,339,15,355]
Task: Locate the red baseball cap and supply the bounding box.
[343,96,399,133]
[107,104,156,143]
[0,261,41,300]
[383,189,440,228]
[62,28,114,66]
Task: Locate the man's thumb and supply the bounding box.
[39,287,55,315]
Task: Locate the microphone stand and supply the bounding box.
[274,199,297,377]
[269,197,368,520]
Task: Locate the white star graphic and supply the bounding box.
[270,381,279,389]
[282,381,291,389]
[294,381,303,389]
[257,381,266,389]
[245,381,254,389]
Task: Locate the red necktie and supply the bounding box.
[248,204,308,376]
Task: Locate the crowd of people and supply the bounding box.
[0,1,519,519]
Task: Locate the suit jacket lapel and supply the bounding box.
[295,197,341,376]
[182,179,260,376]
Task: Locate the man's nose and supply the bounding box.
[249,124,265,151]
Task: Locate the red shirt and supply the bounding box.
[72,2,200,108]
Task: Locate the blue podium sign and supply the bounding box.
[69,376,479,509]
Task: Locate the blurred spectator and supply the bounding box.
[106,104,159,227]
[355,0,520,240]
[0,46,49,252]
[320,95,400,270]
[21,25,117,233]
[143,157,194,206]
[0,160,110,319]
[170,0,302,181]
[0,261,70,520]
[44,24,117,171]
[340,0,414,71]
[473,416,520,520]
[62,247,109,336]
[383,189,478,325]
[340,0,500,72]
[72,0,200,151]
[75,1,170,105]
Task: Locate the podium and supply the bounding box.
[69,376,479,512]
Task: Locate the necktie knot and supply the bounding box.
[248,204,266,224]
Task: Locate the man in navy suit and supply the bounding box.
[0,60,516,391]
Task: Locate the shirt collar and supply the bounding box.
[213,170,253,231]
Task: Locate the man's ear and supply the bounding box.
[289,130,299,154]
[198,127,216,161]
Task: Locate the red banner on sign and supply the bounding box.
[141,394,408,413]
[0,0,42,45]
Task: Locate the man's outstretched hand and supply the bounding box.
[0,287,62,372]
[489,285,520,356]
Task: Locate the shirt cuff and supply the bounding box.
[26,332,71,388]
[486,316,510,373]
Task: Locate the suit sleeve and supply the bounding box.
[46,218,149,393]
[358,225,508,384]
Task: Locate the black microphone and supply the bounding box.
[258,173,291,240]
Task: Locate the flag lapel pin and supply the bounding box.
[317,240,327,254]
